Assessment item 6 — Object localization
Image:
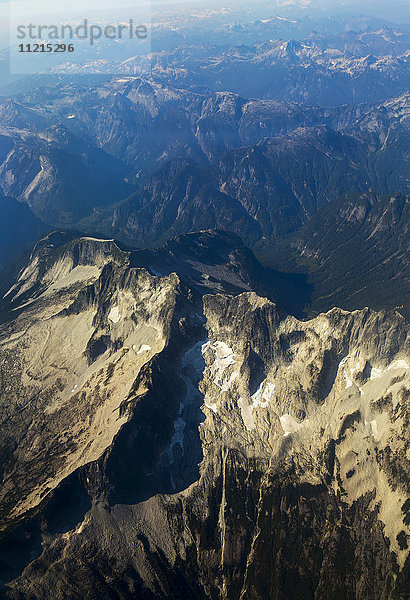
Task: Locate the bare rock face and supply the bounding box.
[0,236,408,600]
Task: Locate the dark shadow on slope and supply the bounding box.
[41,471,93,536]
[158,340,207,495]
[315,348,344,404]
[128,230,313,319]
[0,521,43,598]
[104,337,207,507]
[0,470,92,597]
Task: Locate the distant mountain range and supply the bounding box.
[0,9,409,600]
[0,23,408,319]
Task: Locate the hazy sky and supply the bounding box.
[2,0,409,16]
[1,0,409,48]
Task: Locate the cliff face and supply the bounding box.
[0,236,408,600]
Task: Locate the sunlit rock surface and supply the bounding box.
[0,235,408,600]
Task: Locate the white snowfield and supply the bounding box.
[108,306,121,323]
[133,344,152,354]
[338,355,408,389]
[202,340,236,386]
[280,414,309,437]
[251,380,276,409]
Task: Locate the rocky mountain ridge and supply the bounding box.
[1,80,407,240]
[0,235,408,599]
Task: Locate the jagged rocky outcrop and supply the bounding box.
[0,236,408,600]
[1,75,409,234]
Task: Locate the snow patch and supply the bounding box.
[167,417,186,460]
[316,317,330,335]
[370,360,408,381]
[339,356,361,389]
[220,371,238,392]
[370,367,383,380]
[238,381,276,431]
[238,398,255,431]
[251,380,276,409]
[204,341,236,386]
[183,340,208,375]
[276,15,297,22]
[134,344,151,355]
[108,306,121,324]
[164,341,206,463]
[81,237,114,243]
[365,419,380,439]
[388,360,408,371]
[280,414,308,437]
